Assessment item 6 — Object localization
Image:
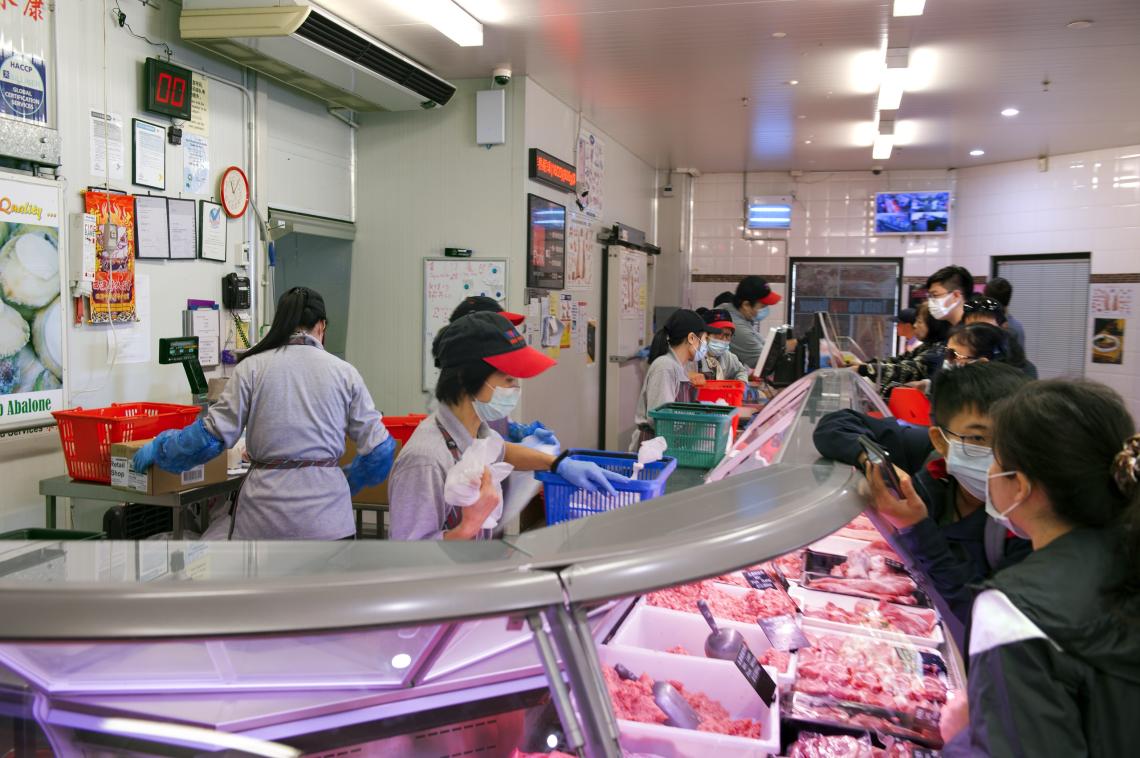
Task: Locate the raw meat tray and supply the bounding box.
[801,549,933,609]
[790,585,945,647]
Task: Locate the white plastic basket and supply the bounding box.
[608,604,796,688]
[597,645,780,757]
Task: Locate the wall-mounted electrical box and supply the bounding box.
[475,89,505,146]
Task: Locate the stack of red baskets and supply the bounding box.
[696,380,747,436]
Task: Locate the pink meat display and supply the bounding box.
[757,647,792,673]
[806,546,919,604]
[645,580,797,623]
[834,513,881,541]
[794,634,947,714]
[602,666,763,738]
[788,733,880,757]
[766,550,806,581]
[665,645,690,655]
[804,600,938,638]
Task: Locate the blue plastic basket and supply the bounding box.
[535,450,678,525]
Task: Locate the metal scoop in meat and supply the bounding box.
[696,599,744,661]
[652,680,701,730]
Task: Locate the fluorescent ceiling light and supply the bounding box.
[894,0,926,16]
[877,68,907,110]
[969,149,985,156]
[1001,107,1020,117]
[872,134,895,160]
[392,0,484,46]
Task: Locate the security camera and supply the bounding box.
[871,167,883,176]
[493,67,512,86]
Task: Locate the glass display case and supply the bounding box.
[0,370,960,758]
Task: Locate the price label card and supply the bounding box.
[733,642,778,705]
[757,613,812,652]
[743,569,777,591]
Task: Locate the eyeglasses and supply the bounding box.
[944,347,979,365]
[939,427,992,453]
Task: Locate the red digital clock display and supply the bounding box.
[144,57,193,121]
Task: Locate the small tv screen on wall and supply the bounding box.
[874,191,950,235]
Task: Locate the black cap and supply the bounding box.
[663,309,722,340]
[894,307,917,324]
[433,312,556,378]
[449,295,526,326]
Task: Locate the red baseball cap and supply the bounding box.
[738,275,782,306]
[449,295,526,326]
[703,308,736,332]
[435,312,556,379]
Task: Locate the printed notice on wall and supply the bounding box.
[187,74,210,136]
[89,110,124,181]
[566,212,594,290]
[113,274,152,365]
[183,133,210,195]
[576,129,606,218]
[1091,284,1135,319]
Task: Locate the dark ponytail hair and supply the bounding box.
[991,380,1140,618]
[239,287,327,362]
[648,309,706,364]
[950,322,1028,372]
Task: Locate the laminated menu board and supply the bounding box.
[84,189,136,323]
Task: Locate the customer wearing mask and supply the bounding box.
[945,322,1034,377]
[940,380,1140,757]
[631,309,721,449]
[982,275,1026,347]
[925,265,974,326]
[852,301,951,395]
[389,313,628,540]
[723,275,782,368]
[696,308,749,381]
[813,362,1033,646]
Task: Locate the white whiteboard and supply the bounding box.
[423,258,509,391]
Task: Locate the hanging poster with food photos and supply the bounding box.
[85,189,137,323]
[0,172,64,430]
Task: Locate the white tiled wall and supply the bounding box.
[689,144,1140,418]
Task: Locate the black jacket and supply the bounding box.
[944,528,1140,757]
[812,410,1032,647]
[858,341,945,395]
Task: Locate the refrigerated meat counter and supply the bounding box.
[0,369,962,757]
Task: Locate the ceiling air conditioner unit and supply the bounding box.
[180,1,456,111]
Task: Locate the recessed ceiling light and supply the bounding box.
[1001,107,1020,117]
[1066,19,1093,29]
[786,80,799,86]
[893,0,926,17]
[969,149,985,157]
[772,31,787,38]
[804,140,813,144]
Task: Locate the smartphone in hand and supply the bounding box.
[857,435,904,500]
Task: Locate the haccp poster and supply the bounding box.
[0,172,63,430]
[85,190,137,323]
[0,0,52,126]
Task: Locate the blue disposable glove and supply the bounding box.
[344,435,397,496]
[528,427,560,449]
[132,419,225,474]
[508,419,548,443]
[635,346,651,361]
[555,458,631,496]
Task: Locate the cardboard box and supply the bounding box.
[339,438,402,505]
[110,438,228,496]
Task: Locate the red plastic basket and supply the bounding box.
[888,387,933,426]
[696,380,746,407]
[52,403,203,483]
[383,414,428,446]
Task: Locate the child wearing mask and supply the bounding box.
[630,309,722,450]
[812,362,1033,647]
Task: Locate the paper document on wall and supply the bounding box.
[89,110,124,180]
[112,275,152,364]
[183,134,210,194]
[191,307,220,367]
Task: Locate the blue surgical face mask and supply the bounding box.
[941,431,994,501]
[752,305,770,324]
[692,336,709,363]
[985,470,1030,539]
[474,384,521,422]
[707,339,730,357]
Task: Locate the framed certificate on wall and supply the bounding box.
[198,200,227,262]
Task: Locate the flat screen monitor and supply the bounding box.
[752,326,786,382]
[874,191,950,235]
[526,194,566,289]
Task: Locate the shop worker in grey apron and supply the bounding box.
[630,309,722,451]
[389,312,629,541]
[132,287,395,539]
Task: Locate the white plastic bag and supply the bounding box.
[634,435,668,475]
[443,436,514,530]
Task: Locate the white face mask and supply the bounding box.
[985,470,1031,539]
[928,292,958,321]
[474,384,521,422]
[941,431,993,501]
